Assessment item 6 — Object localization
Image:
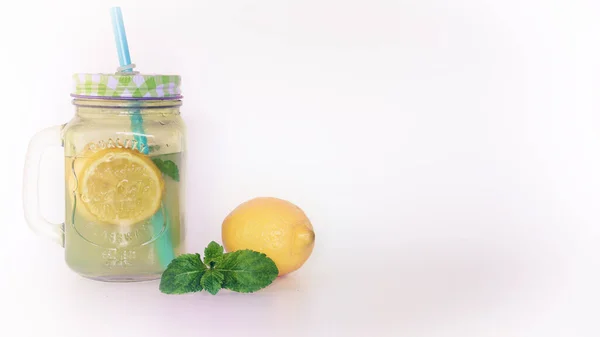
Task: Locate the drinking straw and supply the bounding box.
[110,7,174,268]
[110,7,147,154]
[110,7,133,72]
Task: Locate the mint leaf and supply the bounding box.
[159,253,207,294]
[204,241,224,267]
[201,270,225,295]
[216,250,279,293]
[148,145,161,153]
[152,158,180,182]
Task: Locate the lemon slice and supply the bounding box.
[78,148,164,225]
[66,152,95,222]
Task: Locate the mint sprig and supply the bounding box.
[159,242,278,295]
[152,158,180,182]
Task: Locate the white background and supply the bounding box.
[1,0,599,336]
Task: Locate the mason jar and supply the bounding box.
[23,73,186,281]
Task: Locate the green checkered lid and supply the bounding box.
[72,73,182,99]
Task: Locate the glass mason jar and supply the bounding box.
[23,73,186,282]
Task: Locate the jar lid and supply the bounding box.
[72,73,182,99]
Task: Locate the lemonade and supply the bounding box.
[64,150,184,281]
[23,70,186,281]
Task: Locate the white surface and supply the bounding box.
[1,0,599,336]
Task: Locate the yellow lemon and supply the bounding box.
[78,148,164,225]
[222,197,315,276]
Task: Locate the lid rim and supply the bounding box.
[70,94,183,100]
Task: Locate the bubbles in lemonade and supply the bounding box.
[64,150,184,281]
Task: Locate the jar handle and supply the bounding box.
[23,125,65,246]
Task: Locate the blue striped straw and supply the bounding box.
[110,7,133,72]
[110,7,174,268]
[110,7,147,154]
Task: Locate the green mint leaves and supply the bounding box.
[204,241,224,267]
[201,270,225,295]
[159,242,278,295]
[218,249,281,293]
[159,254,206,294]
[152,158,180,182]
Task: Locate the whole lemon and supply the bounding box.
[222,197,315,276]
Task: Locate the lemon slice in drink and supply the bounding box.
[78,148,164,225]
